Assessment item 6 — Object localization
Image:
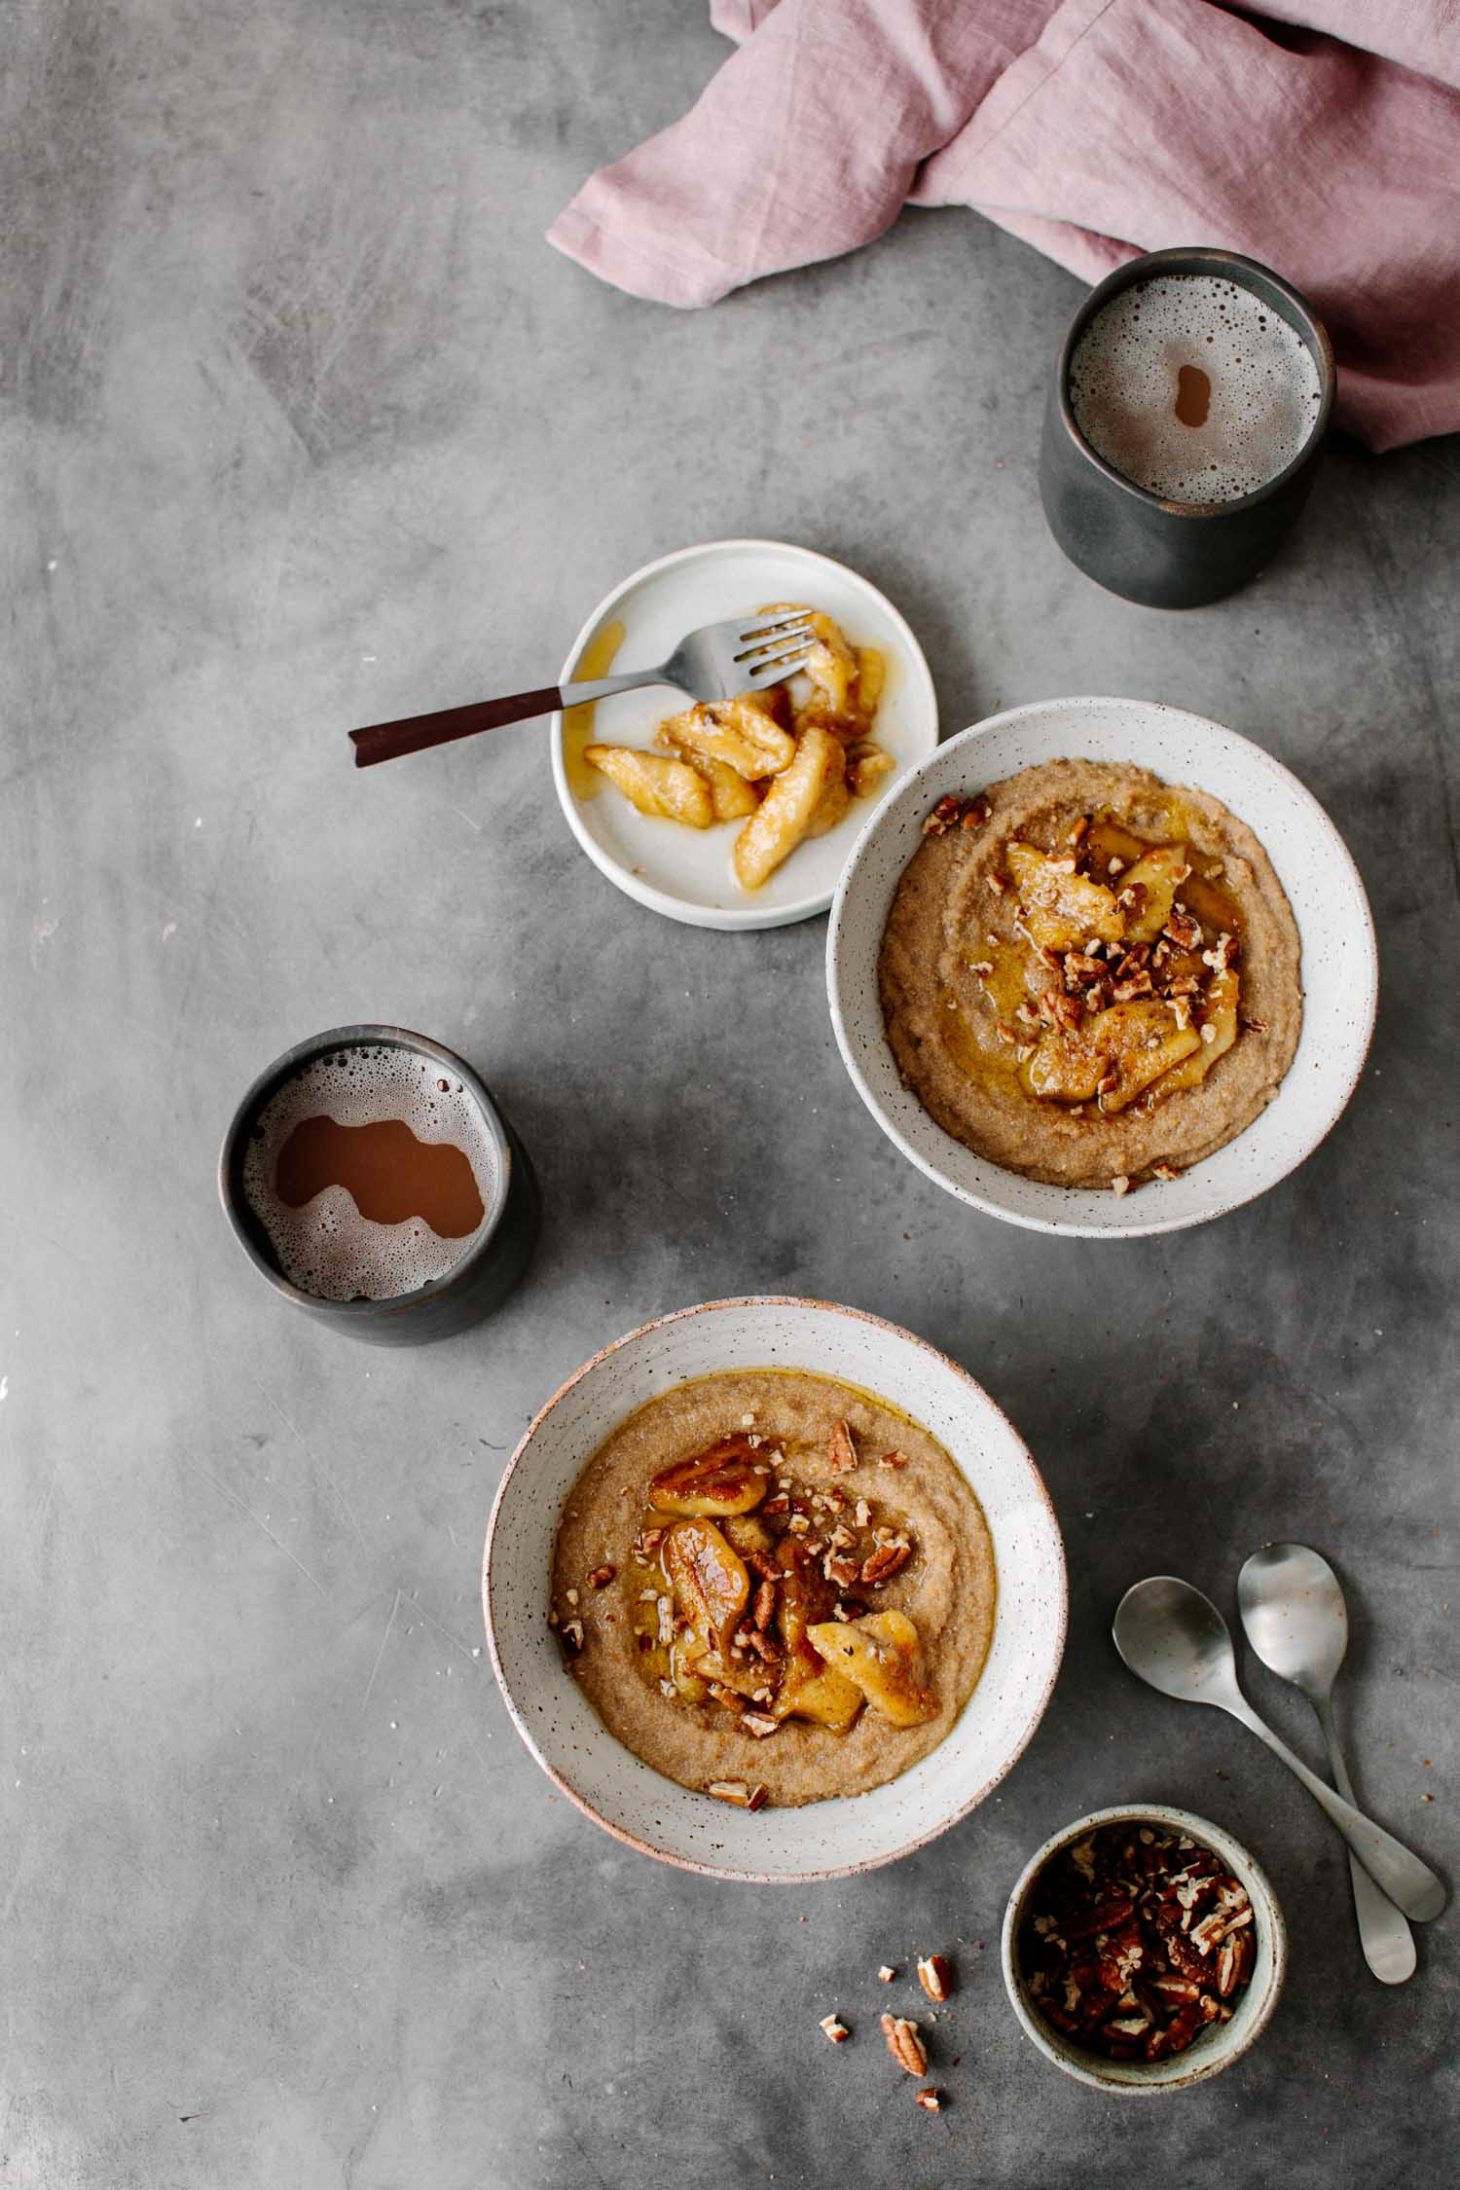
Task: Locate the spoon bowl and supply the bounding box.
[1238,1542,1347,1698]
[1113,1575,1245,1706]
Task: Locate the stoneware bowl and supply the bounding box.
[827,696,1377,1238]
[483,1297,1066,1882]
[1002,1803,1287,2093]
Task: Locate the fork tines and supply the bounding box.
[735,610,814,682]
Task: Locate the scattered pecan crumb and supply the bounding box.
[559,1620,585,1656]
[917,1954,953,2003]
[1111,1175,1132,1197]
[1151,1163,1182,1183]
[878,1450,909,1471]
[746,1783,769,1812]
[877,1965,897,1983]
[914,2088,944,2112]
[707,1779,751,1806]
[881,2015,928,2076]
[819,2015,850,2044]
[585,1563,615,1590]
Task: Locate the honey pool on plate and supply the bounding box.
[549,1369,997,1809]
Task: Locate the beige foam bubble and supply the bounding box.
[241,1045,498,1302]
[1069,274,1322,505]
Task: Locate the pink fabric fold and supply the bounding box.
[549,1,1460,450]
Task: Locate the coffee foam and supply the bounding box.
[1068,274,1322,505]
[241,1045,498,1302]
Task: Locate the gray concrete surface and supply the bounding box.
[3,3,1456,2184]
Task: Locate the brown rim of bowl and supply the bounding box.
[1000,1802,1288,2093]
[1054,246,1337,520]
[481,1294,1069,1883]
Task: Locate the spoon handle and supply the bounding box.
[1314,1696,1417,1984]
[1226,1697,1446,1922]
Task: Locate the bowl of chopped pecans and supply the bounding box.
[1001,1804,1287,2092]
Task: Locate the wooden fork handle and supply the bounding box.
[350,684,563,768]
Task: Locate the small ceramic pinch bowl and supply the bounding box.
[827,695,1378,1237]
[483,1297,1066,1883]
[1002,1803,1287,2094]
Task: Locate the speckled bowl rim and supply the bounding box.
[826,697,1379,1238]
[482,1295,1068,1882]
[1000,1802,1288,2093]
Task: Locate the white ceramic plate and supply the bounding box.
[551,540,938,930]
[483,1297,1066,1883]
[827,697,1377,1238]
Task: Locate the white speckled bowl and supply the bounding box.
[827,697,1378,1237]
[483,1297,1066,1882]
[1002,1804,1287,2093]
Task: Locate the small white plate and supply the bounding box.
[551,539,938,930]
[827,697,1378,1238]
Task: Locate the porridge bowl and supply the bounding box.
[827,696,1377,1237]
[483,1297,1066,1882]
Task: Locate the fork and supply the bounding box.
[348,611,815,769]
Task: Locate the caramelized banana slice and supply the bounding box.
[760,603,859,717]
[805,745,852,840]
[1026,1000,1202,1109]
[848,744,896,798]
[807,1610,937,1728]
[649,1436,767,1517]
[659,693,797,780]
[773,1539,862,1731]
[1156,966,1240,1095]
[854,647,885,716]
[663,1519,749,1660]
[776,1645,865,1732]
[1007,841,1125,952]
[680,751,761,821]
[584,745,714,828]
[1116,843,1190,944]
[732,724,841,889]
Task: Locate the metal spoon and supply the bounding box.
[1238,1544,1416,1984]
[1113,1576,1446,1923]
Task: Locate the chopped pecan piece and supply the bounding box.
[914,2088,943,2112]
[917,1954,953,2002]
[922,794,964,837]
[877,1965,897,1983]
[585,1563,615,1590]
[878,1450,909,1471]
[827,1419,858,1475]
[1164,906,1203,950]
[880,2015,928,2076]
[819,2015,850,2044]
[861,1542,912,1586]
[752,1579,777,1631]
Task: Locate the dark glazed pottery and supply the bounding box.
[1040,247,1335,609]
[219,1024,540,1345]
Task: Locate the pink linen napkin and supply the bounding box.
[549,1,1460,450]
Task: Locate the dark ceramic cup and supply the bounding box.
[219,1024,540,1345]
[1040,247,1335,609]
